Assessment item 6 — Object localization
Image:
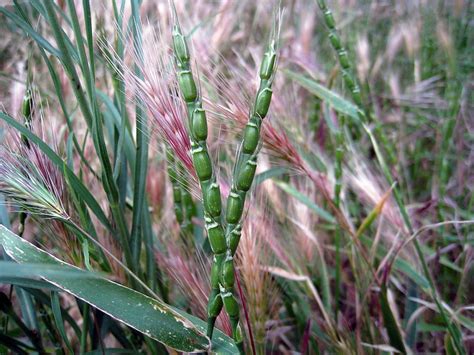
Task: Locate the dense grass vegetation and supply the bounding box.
[0,0,472,353]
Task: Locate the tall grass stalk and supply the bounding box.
[43,0,138,278]
[333,114,344,319]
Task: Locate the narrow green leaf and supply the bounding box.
[356,186,393,238]
[0,277,60,291]
[0,225,237,353]
[0,7,61,58]
[379,284,408,354]
[276,181,335,223]
[0,262,102,279]
[254,167,289,185]
[130,0,149,266]
[51,291,74,352]
[285,69,360,121]
[359,235,430,289]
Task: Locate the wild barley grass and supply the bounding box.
[0,1,473,354]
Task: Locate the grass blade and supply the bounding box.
[284,69,360,122]
[276,181,335,223]
[0,225,240,353]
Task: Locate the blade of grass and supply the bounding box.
[284,69,360,122]
[275,181,335,223]
[43,0,135,272]
[130,0,149,267]
[51,291,74,353]
[0,225,215,353]
[379,282,407,353]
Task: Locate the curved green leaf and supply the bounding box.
[284,69,360,121]
[254,167,289,185]
[0,225,210,353]
[276,181,335,223]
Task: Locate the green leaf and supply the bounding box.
[276,181,335,223]
[0,262,102,279]
[172,309,239,354]
[379,283,408,354]
[0,277,60,291]
[0,7,61,58]
[254,167,289,185]
[359,235,430,289]
[284,70,360,121]
[0,225,224,353]
[51,291,74,352]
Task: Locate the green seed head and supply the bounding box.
[205,183,222,217]
[259,49,276,80]
[236,158,257,192]
[226,191,243,224]
[178,70,197,102]
[317,0,327,10]
[342,70,356,91]
[335,147,344,163]
[174,205,183,223]
[234,323,243,344]
[182,192,196,218]
[192,108,208,141]
[255,87,273,118]
[21,89,33,121]
[323,9,336,29]
[191,144,213,181]
[172,29,190,63]
[211,255,224,288]
[172,186,182,203]
[352,87,362,106]
[242,121,260,154]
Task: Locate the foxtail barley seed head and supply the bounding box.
[0,143,68,221]
[100,28,194,173]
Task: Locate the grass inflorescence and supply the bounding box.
[0,1,472,354]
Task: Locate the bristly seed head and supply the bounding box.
[99,26,194,174]
[0,141,69,221]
